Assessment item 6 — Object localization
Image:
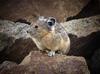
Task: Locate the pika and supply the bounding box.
[28,16,70,56]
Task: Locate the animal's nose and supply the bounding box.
[48,22,53,26]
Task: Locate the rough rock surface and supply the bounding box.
[62,15,100,57]
[62,15,100,74]
[0,20,30,39]
[62,15,100,37]
[0,61,17,70]
[0,20,38,63]
[0,0,90,21]
[0,51,90,74]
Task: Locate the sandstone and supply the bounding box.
[0,0,90,21]
[0,51,90,74]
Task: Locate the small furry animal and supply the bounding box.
[28,16,70,56]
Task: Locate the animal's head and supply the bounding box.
[35,16,56,31]
[29,16,57,38]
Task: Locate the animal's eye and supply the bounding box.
[34,25,38,28]
[48,22,53,26]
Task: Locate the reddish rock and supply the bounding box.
[0,0,90,21]
[0,51,90,74]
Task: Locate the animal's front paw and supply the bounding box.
[48,51,55,57]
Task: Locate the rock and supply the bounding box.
[20,51,32,65]
[0,20,30,39]
[0,0,90,21]
[4,38,37,63]
[66,0,100,21]
[0,20,38,63]
[0,61,17,71]
[61,15,100,57]
[0,51,90,74]
[89,48,100,74]
[62,15,100,37]
[62,15,100,74]
[0,33,14,52]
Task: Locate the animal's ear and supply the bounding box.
[49,17,56,24]
[38,16,47,21]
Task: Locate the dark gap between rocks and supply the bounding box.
[68,31,100,74]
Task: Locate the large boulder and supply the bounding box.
[62,15,100,37]
[62,15,100,58]
[0,51,90,74]
[0,0,90,21]
[0,20,38,63]
[66,0,100,21]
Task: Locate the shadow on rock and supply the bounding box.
[68,31,100,59]
[68,31,100,74]
[0,38,38,64]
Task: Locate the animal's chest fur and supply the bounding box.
[41,32,62,50]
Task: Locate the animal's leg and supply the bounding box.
[48,51,55,57]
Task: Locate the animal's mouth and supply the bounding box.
[49,26,55,32]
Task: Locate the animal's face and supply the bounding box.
[35,16,56,31]
[31,16,56,38]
